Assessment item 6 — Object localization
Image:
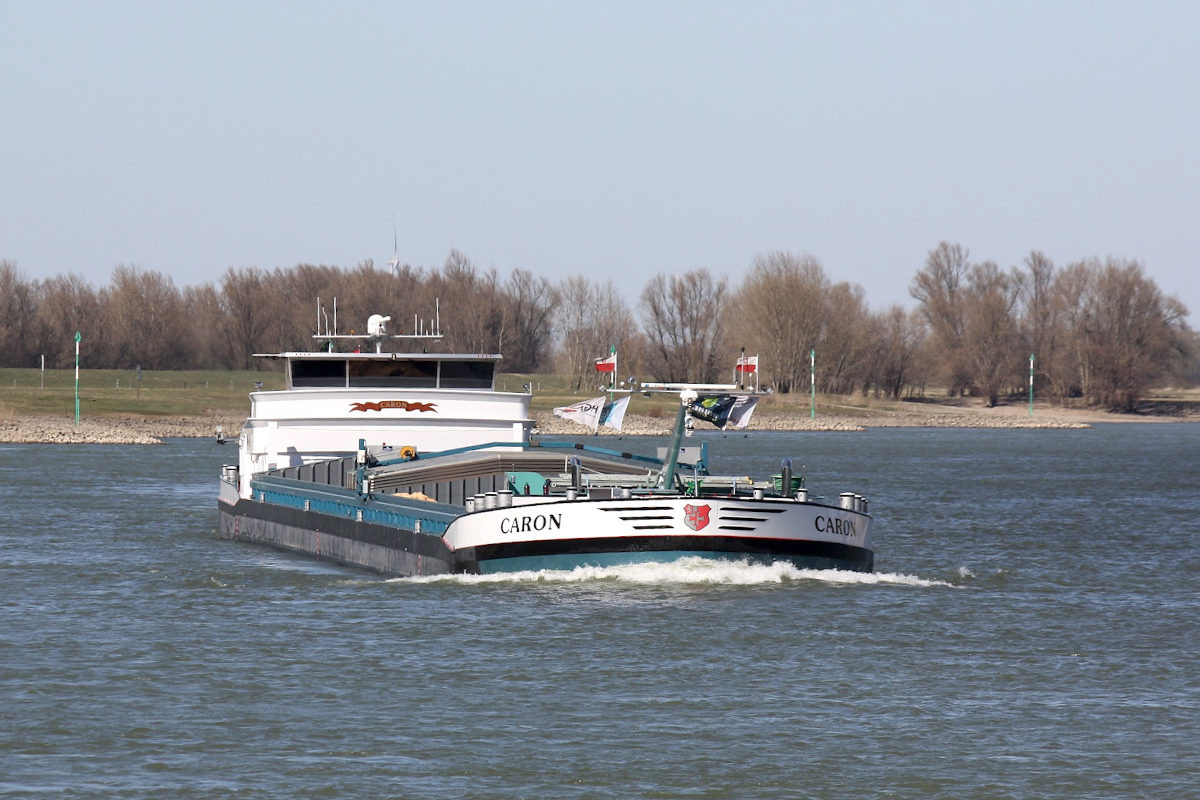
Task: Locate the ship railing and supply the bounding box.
[545,473,664,490]
[369,438,704,471]
[542,473,775,496]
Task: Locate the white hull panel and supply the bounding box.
[443,496,873,573]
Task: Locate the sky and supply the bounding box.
[2,1,1197,318]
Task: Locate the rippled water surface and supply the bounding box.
[1,425,1197,798]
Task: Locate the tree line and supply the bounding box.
[1,242,1194,411]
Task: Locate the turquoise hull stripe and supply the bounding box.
[250,476,459,535]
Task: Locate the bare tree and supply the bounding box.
[821,281,874,395]
[0,260,38,367]
[272,263,345,351]
[910,242,971,395]
[1077,258,1187,411]
[592,280,640,381]
[640,269,729,383]
[962,261,1022,406]
[1179,329,1200,385]
[337,260,426,341]
[1013,251,1061,401]
[31,273,103,368]
[555,275,593,390]
[502,269,560,373]
[182,283,227,369]
[554,276,637,391]
[727,252,828,393]
[868,305,928,399]
[426,251,507,355]
[219,267,273,369]
[104,265,191,369]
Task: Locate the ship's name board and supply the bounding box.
[500,513,563,535]
[815,515,856,537]
[350,401,437,413]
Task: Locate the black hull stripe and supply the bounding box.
[223,499,452,560]
[466,535,873,569]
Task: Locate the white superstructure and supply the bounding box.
[235,350,532,499]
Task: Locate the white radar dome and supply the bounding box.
[366,314,391,336]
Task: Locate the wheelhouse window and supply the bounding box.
[288,357,495,389]
[348,359,437,388]
[291,359,347,387]
[439,360,495,389]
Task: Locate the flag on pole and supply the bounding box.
[727,395,759,429]
[734,355,758,373]
[688,395,736,427]
[688,395,759,430]
[553,396,606,430]
[594,352,617,372]
[600,395,630,431]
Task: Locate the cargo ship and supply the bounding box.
[217,312,874,576]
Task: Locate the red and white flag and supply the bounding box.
[594,353,617,373]
[735,355,758,373]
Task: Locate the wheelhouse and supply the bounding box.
[256,353,501,391]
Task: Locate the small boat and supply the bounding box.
[217,311,874,576]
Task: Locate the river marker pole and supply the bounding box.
[1029,353,1035,417]
[74,331,82,427]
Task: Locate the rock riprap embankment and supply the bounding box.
[530,409,1089,436]
[0,407,1096,445]
[0,416,244,444]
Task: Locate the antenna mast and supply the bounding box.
[387,217,400,277]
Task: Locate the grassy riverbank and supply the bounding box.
[0,368,284,418]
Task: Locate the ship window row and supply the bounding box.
[290,359,495,389]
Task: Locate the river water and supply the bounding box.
[1,424,1197,799]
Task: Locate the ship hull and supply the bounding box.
[218,492,873,577]
[218,497,455,577]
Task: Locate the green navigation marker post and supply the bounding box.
[1029,353,1035,417]
[810,349,816,419]
[74,331,82,427]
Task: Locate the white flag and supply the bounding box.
[552,396,606,430]
[600,395,630,431]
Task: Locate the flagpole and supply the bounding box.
[609,345,616,402]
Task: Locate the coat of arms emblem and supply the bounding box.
[683,503,711,531]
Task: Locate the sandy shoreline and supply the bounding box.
[2,401,1194,445]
